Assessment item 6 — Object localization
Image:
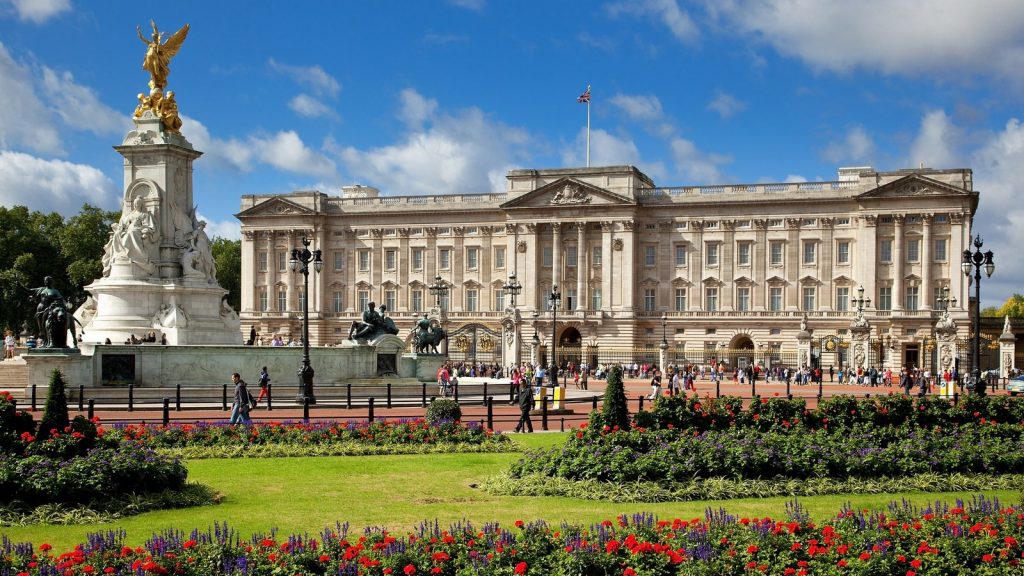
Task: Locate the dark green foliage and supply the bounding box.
[601,364,630,431]
[36,369,70,441]
[211,237,241,311]
[425,397,462,424]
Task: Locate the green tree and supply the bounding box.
[55,204,120,301]
[36,369,70,440]
[0,207,66,336]
[212,237,241,310]
[601,364,630,431]
[995,294,1024,318]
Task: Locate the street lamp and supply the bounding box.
[548,284,561,385]
[962,235,995,395]
[661,312,668,346]
[852,285,871,315]
[289,236,322,405]
[531,310,540,366]
[505,272,523,366]
[428,274,449,309]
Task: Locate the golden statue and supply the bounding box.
[158,91,182,133]
[136,20,189,93]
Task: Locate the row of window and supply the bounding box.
[255,283,943,315]
[257,246,510,274]
[644,285,944,312]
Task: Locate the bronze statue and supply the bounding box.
[348,302,399,341]
[19,276,72,349]
[412,313,446,354]
[137,20,189,93]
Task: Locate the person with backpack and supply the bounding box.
[229,372,254,425]
[255,366,270,407]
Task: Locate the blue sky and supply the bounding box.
[1,0,1023,306]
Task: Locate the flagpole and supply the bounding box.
[586,96,591,168]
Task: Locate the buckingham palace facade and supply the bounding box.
[237,164,979,371]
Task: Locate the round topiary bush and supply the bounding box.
[426,398,462,424]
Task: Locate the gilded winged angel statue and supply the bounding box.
[137,20,189,92]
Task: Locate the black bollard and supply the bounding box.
[751,379,756,398]
[541,393,548,431]
[31,384,36,411]
[715,379,721,398]
[592,396,598,411]
[387,383,392,409]
[560,417,565,432]
[303,397,310,422]
[953,392,959,404]
[267,384,273,411]
[454,380,459,403]
[486,396,493,430]
[421,382,427,408]
[128,384,134,412]
[222,384,228,411]
[78,385,84,412]
[346,383,352,410]
[817,379,823,399]
[87,399,94,420]
[162,398,170,426]
[368,397,375,423]
[786,378,791,398]
[175,384,181,411]
[638,396,645,412]
[482,381,488,406]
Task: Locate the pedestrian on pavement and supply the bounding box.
[514,381,534,433]
[256,366,270,406]
[229,372,253,425]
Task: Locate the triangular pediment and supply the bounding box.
[766,275,788,285]
[236,197,316,218]
[857,174,971,200]
[500,177,637,209]
[832,274,855,284]
[670,276,692,286]
[734,275,755,286]
[799,275,821,285]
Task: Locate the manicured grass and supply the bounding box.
[1,432,1018,549]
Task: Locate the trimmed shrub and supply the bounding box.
[425,397,462,424]
[36,369,69,441]
[601,364,630,431]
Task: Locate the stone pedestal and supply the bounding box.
[77,114,241,345]
[1000,316,1016,377]
[850,325,871,374]
[796,330,811,369]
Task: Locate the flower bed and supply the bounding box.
[0,392,203,520]
[103,419,513,459]
[1,496,1022,575]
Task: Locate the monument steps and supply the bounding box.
[0,358,28,400]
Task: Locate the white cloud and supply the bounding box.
[610,94,664,121]
[337,90,530,195]
[268,59,341,97]
[562,128,641,168]
[197,211,241,241]
[607,0,699,44]
[256,131,336,178]
[971,118,1024,305]
[707,0,1024,82]
[398,88,438,128]
[183,117,335,178]
[40,67,130,136]
[288,94,338,120]
[6,0,69,23]
[707,91,746,119]
[669,136,730,183]
[821,125,875,164]
[0,41,61,154]
[908,110,958,169]
[0,150,118,214]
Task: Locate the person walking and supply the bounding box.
[229,372,253,425]
[255,366,270,406]
[514,380,534,433]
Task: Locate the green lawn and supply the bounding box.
[1,432,1019,549]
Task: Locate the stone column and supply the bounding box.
[283,232,296,313]
[601,222,613,312]
[921,215,932,309]
[620,221,636,312]
[552,222,562,293]
[893,215,904,310]
[576,222,586,311]
[524,223,539,310]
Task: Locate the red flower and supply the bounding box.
[404,565,416,575]
[859,551,871,561]
[514,561,528,574]
[623,569,637,576]
[747,545,759,554]
[514,519,524,528]
[910,559,922,568]
[982,554,994,563]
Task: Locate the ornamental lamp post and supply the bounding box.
[289,236,322,405]
[531,310,540,367]
[961,235,994,395]
[428,274,449,309]
[852,285,872,315]
[548,284,561,385]
[505,272,523,366]
[660,312,669,375]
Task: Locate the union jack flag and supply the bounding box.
[577,85,591,103]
